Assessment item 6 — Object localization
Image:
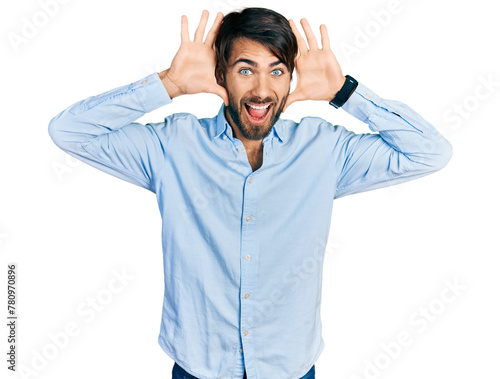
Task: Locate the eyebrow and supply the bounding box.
[231,58,284,68]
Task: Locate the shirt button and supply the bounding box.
[245,255,251,261]
[223,135,227,140]
[249,178,254,184]
[244,331,249,336]
[240,348,243,353]
[246,216,252,222]
[141,80,147,85]
[244,293,250,299]
[238,147,243,152]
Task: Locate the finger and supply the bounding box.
[300,18,319,50]
[320,24,330,50]
[194,10,209,43]
[205,11,223,46]
[181,15,189,42]
[289,19,308,54]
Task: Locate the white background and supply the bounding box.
[1,0,499,378]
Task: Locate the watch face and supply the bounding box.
[346,75,357,84]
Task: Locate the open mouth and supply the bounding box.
[244,102,273,125]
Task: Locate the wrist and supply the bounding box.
[331,76,346,99]
[158,69,182,99]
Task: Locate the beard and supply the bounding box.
[225,93,288,141]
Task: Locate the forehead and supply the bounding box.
[229,38,281,66]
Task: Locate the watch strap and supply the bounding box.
[329,75,358,109]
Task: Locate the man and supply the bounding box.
[48,7,452,379]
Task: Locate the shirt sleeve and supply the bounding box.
[331,82,453,199]
[48,73,172,192]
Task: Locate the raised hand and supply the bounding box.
[159,10,229,105]
[284,18,345,111]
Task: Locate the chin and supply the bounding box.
[226,92,287,141]
[237,110,276,140]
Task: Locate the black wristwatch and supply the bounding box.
[329,75,358,109]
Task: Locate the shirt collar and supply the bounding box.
[211,104,287,143]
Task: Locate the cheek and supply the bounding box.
[226,83,246,104]
[225,73,247,94]
[276,83,291,101]
[274,76,291,94]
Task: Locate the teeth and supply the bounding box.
[247,103,270,110]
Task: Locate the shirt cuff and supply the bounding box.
[341,82,383,124]
[131,72,172,113]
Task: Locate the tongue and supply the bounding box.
[247,105,268,119]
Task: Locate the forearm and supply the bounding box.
[48,72,172,191]
[342,82,453,169]
[333,82,453,198]
[48,73,171,154]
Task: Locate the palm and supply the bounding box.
[294,48,342,101]
[285,19,345,110]
[165,11,228,104]
[169,41,219,95]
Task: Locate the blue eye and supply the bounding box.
[272,69,283,76]
[240,68,251,75]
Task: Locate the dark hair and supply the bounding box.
[214,7,298,84]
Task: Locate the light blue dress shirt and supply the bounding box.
[48,72,452,379]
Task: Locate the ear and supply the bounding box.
[215,66,225,87]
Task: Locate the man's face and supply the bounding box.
[222,38,291,141]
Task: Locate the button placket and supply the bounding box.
[239,172,258,373]
[233,141,252,172]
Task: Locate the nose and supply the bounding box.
[249,74,273,101]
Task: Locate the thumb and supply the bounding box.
[210,84,229,106]
[284,90,302,112]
